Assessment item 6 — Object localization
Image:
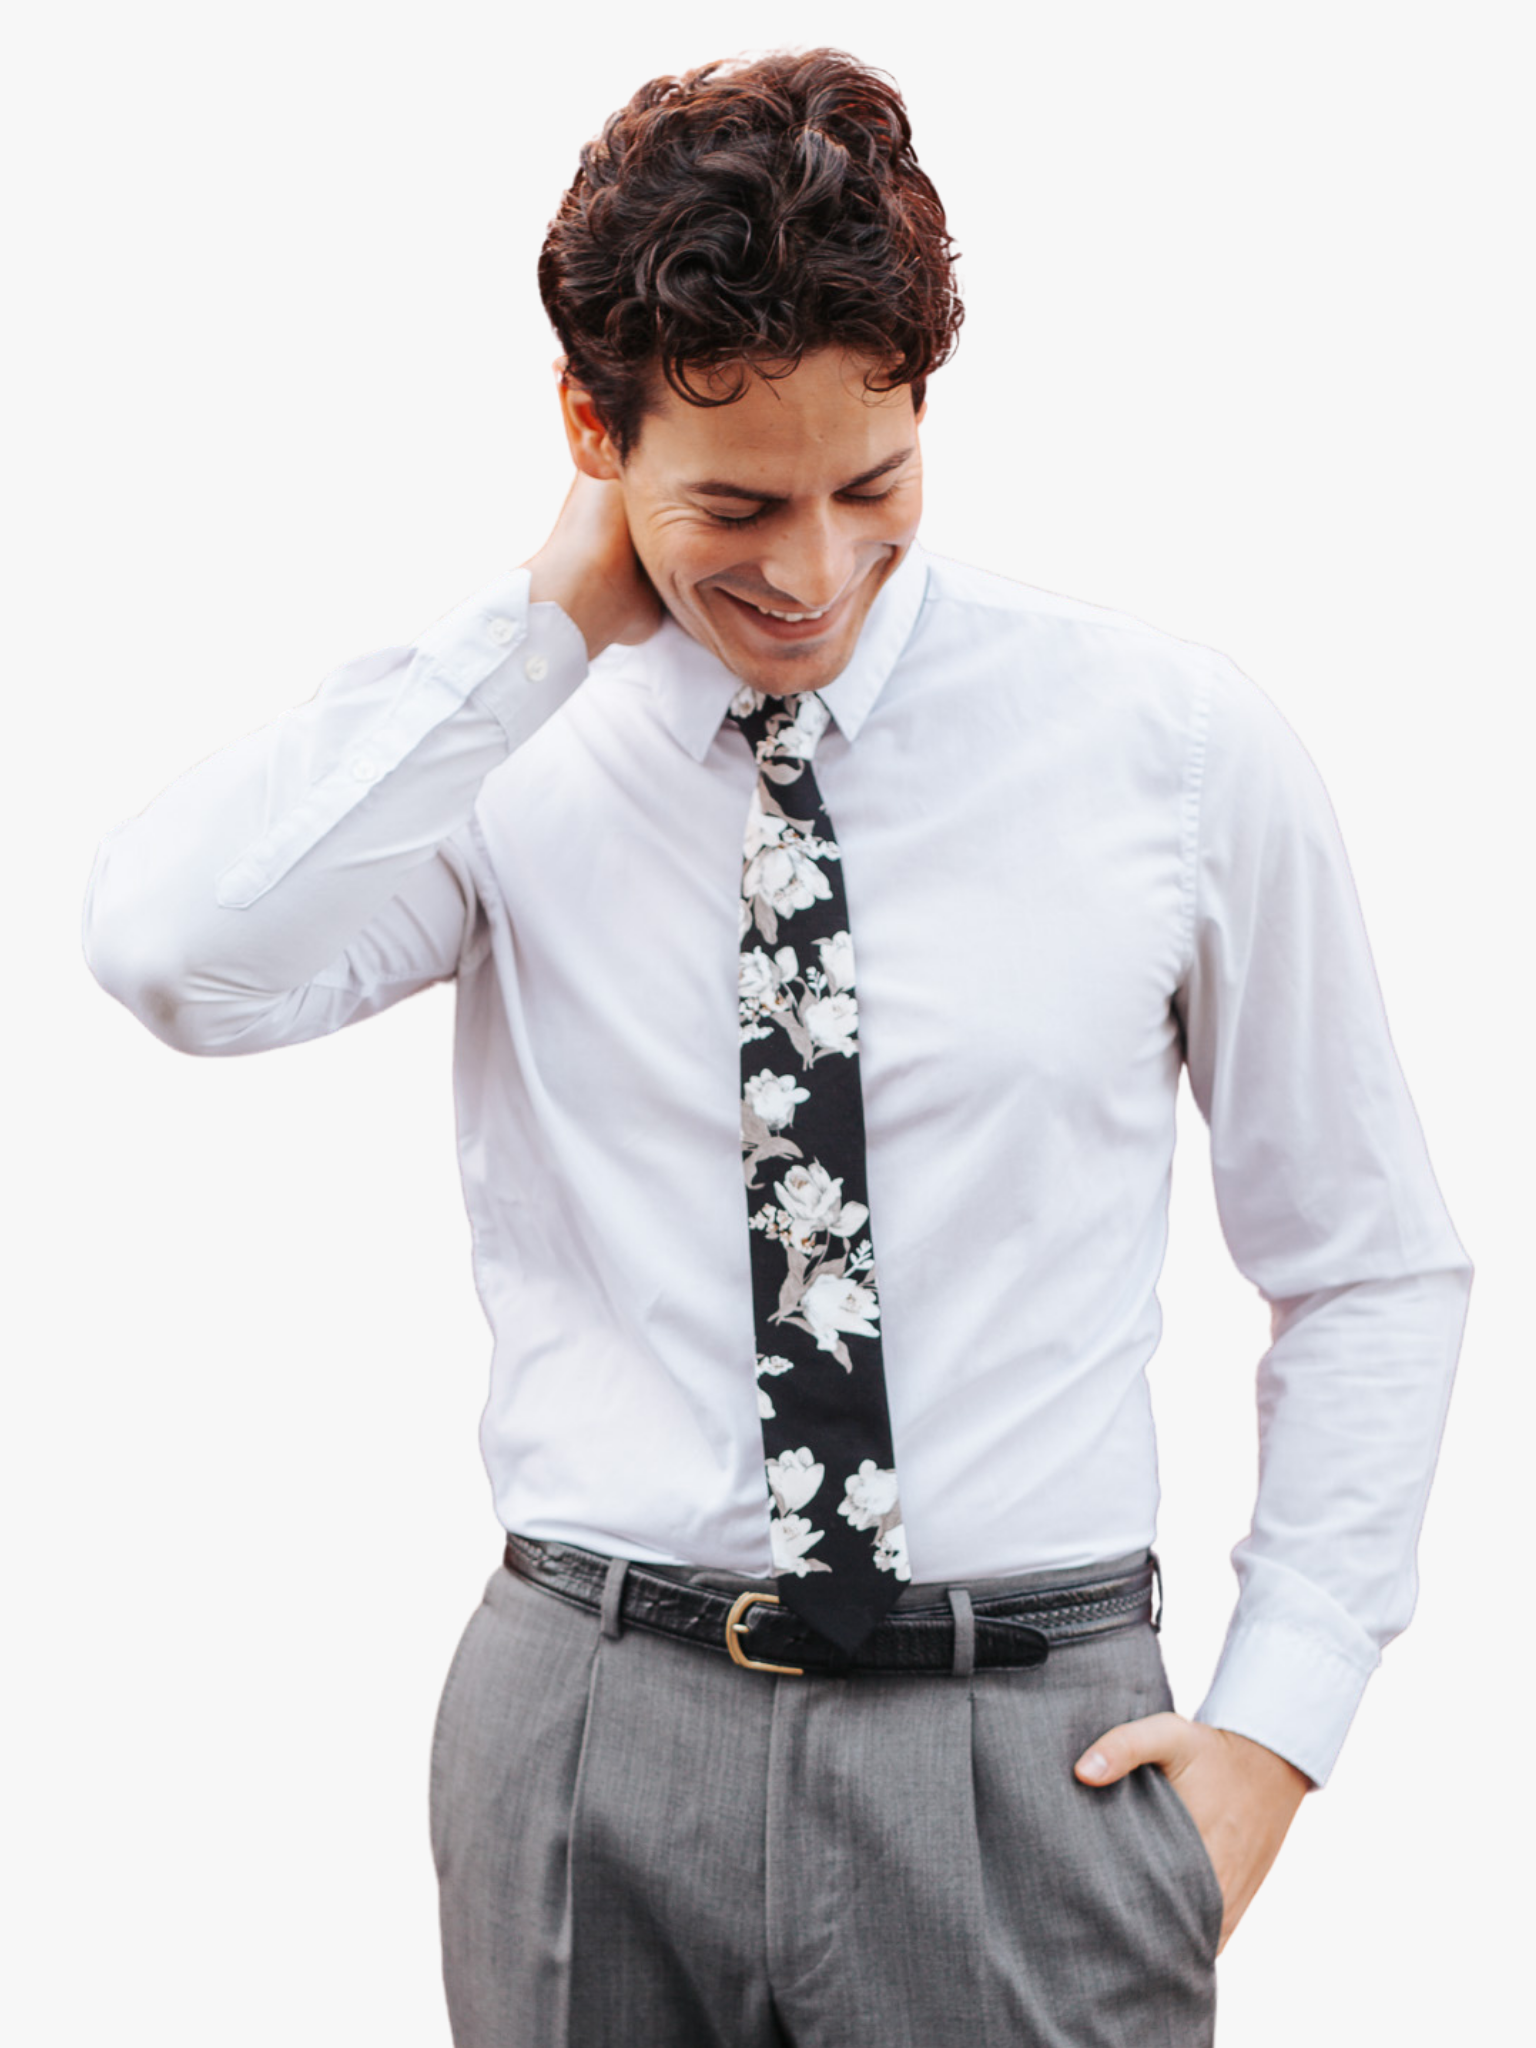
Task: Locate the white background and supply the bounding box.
[6,2,1530,2040]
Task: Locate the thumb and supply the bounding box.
[1074,1711,1194,1788]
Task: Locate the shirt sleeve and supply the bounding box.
[82,568,588,1054]
[1173,658,1472,1788]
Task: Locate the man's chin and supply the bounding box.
[730,647,846,695]
[723,645,851,696]
[703,609,865,695]
[658,598,829,692]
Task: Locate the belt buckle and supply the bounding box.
[725,1592,804,1675]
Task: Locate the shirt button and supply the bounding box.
[525,654,549,682]
[488,617,516,645]
[350,753,379,782]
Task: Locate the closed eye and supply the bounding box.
[704,487,896,530]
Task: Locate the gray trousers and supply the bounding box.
[429,1548,1222,2047]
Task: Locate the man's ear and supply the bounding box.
[557,374,624,481]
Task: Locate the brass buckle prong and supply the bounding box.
[725,1591,804,1675]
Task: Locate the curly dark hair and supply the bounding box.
[537,49,963,457]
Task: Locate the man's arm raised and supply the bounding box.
[84,477,659,1055]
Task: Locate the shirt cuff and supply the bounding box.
[416,565,590,749]
[1194,1614,1378,1788]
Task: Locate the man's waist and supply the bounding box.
[502,1532,1159,1676]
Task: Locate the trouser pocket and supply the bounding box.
[1139,1758,1226,1969]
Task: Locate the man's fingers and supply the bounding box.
[1074,1711,1195,1787]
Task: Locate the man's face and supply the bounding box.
[595,350,924,695]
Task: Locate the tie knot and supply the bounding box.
[726,686,831,766]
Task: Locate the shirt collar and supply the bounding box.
[643,541,930,763]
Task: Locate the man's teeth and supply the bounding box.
[744,598,830,622]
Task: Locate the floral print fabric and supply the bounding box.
[728,687,910,1654]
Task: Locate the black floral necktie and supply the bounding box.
[728,685,908,1656]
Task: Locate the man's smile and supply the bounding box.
[708,555,886,650]
[732,597,832,622]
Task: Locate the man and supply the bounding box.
[84,48,1470,2047]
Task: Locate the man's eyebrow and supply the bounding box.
[687,447,916,502]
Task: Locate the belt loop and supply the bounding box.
[947,1587,976,1679]
[1150,1551,1163,1634]
[600,1557,629,1640]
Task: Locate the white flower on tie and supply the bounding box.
[874,1524,911,1578]
[799,1271,881,1352]
[769,1511,831,1575]
[815,930,856,994]
[755,1352,794,1419]
[739,949,781,1005]
[839,1463,910,1579]
[800,989,859,1058]
[745,1070,811,1131]
[774,1162,867,1242]
[773,1163,860,1240]
[766,1446,824,1515]
[739,947,801,1044]
[745,842,834,922]
[730,684,765,720]
[838,1460,900,1527]
[743,794,789,861]
[740,944,798,1000]
[775,1160,843,1229]
[762,692,829,761]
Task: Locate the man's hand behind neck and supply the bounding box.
[524,472,664,662]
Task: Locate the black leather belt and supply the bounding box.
[502,1534,1157,1676]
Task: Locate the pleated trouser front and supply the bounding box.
[429,1553,1222,2048]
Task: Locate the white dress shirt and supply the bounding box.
[83,540,1470,1785]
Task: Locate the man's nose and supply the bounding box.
[757,509,856,612]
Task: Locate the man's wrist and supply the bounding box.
[524,554,604,660]
[1216,1726,1315,1798]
